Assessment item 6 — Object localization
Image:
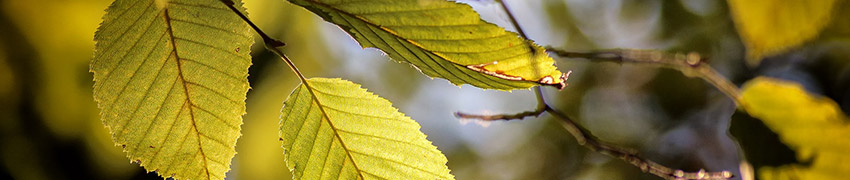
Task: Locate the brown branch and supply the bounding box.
[545,107,733,180]
[454,108,544,121]
[458,103,734,179]
[464,1,737,179]
[547,48,743,106]
[219,0,285,48]
[455,86,548,121]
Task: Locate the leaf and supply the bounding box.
[740,77,850,179]
[280,78,453,179]
[728,0,839,65]
[90,0,253,179]
[288,0,568,90]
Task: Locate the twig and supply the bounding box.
[455,1,735,179]
[458,97,733,179]
[219,0,285,48]
[545,107,733,180]
[454,86,548,121]
[454,108,544,121]
[547,48,742,105]
[497,0,531,40]
[219,0,307,83]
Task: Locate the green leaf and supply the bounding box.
[288,0,568,90]
[728,0,839,65]
[741,77,850,179]
[280,78,453,179]
[90,0,253,179]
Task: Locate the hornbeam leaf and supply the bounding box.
[288,0,568,90]
[280,78,454,179]
[728,0,838,65]
[91,0,252,179]
[741,77,850,179]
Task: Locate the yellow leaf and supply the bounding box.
[280,78,454,179]
[287,0,568,90]
[728,0,839,65]
[91,0,253,179]
[741,77,850,179]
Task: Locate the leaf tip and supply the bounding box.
[539,70,571,90]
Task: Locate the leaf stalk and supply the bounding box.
[219,0,307,83]
[219,1,367,179]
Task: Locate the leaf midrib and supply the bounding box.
[299,80,367,179]
[163,6,213,180]
[330,9,513,89]
[308,0,467,63]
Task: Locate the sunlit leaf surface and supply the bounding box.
[280,78,453,179]
[728,0,838,64]
[91,0,252,179]
[289,0,568,90]
[741,77,850,179]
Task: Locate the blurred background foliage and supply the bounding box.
[1,0,849,179]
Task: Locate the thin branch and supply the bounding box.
[219,0,285,48]
[459,100,734,179]
[457,1,735,180]
[497,0,530,40]
[545,107,733,180]
[454,86,548,121]
[547,48,742,105]
[454,108,544,121]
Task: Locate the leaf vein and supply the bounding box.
[103,31,170,118]
[97,0,149,32]
[340,14,484,86]
[320,105,415,125]
[146,76,182,166]
[406,33,511,41]
[349,150,446,178]
[198,132,230,149]
[280,87,304,149]
[301,113,326,176]
[95,12,166,95]
[189,104,239,131]
[172,36,244,59]
[94,1,157,65]
[170,17,251,39]
[164,7,211,179]
[354,6,466,16]
[336,129,435,151]
[318,136,334,180]
[168,1,229,11]
[179,58,244,81]
[127,51,175,153]
[161,104,193,174]
[184,81,242,105]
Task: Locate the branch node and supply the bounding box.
[686,52,702,67]
[266,39,286,48]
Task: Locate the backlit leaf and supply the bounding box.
[288,0,568,90]
[741,77,850,179]
[280,78,453,179]
[728,0,839,65]
[91,0,253,179]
